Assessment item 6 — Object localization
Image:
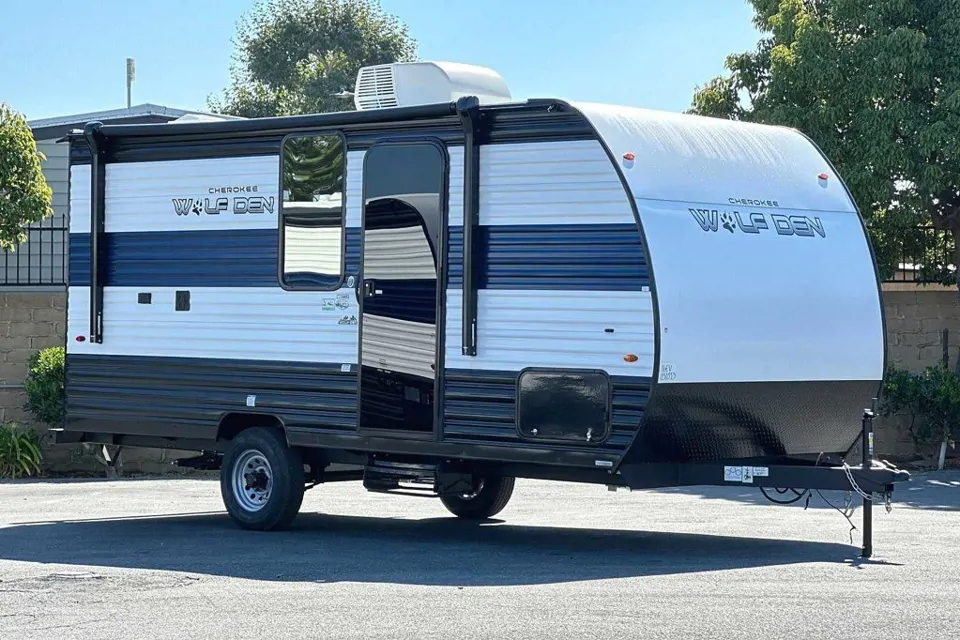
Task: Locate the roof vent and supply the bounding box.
[354,61,512,110]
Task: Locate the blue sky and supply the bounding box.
[1,0,762,121]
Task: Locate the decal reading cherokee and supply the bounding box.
[689,208,825,238]
[172,185,276,217]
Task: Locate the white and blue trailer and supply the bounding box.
[56,61,907,553]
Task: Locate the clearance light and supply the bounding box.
[818,173,829,181]
[623,152,636,161]
[623,354,639,363]
[76,335,86,342]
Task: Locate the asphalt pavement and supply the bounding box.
[0,470,958,639]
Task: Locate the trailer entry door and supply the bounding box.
[358,141,447,436]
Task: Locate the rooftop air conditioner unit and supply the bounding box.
[353,61,513,110]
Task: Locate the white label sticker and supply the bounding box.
[725,465,767,483]
[594,460,614,468]
[659,363,677,382]
[341,364,351,373]
[723,466,743,482]
[245,395,256,407]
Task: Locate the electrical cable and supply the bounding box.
[755,452,863,544]
[759,486,809,504]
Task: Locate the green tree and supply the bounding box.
[0,103,53,251]
[689,0,960,286]
[208,0,418,118]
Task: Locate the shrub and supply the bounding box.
[23,346,65,427]
[880,363,960,452]
[0,422,42,479]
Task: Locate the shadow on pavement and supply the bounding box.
[0,509,878,585]
[652,470,960,512]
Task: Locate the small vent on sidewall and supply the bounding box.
[355,65,399,110]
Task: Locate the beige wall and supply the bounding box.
[2,288,957,468]
[0,291,65,424]
[883,287,960,370]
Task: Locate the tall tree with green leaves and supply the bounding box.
[0,103,53,251]
[208,0,418,118]
[689,0,960,286]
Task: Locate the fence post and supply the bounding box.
[943,328,950,368]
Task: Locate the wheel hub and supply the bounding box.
[233,449,273,512]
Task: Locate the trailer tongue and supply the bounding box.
[615,405,908,558]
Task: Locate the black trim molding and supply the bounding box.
[456,96,482,357]
[83,122,106,344]
[65,100,595,165]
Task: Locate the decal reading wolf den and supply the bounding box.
[172,189,276,216]
[689,208,826,238]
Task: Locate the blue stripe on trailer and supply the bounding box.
[448,224,649,290]
[69,228,362,289]
[69,223,649,290]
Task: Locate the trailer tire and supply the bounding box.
[439,476,515,520]
[220,427,305,531]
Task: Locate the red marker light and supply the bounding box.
[623,152,636,162]
[818,173,829,180]
[75,335,86,342]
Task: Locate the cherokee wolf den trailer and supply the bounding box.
[57,61,908,554]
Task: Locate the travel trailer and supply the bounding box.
[56,60,908,555]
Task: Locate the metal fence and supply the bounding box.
[0,225,68,287]
[876,225,956,285]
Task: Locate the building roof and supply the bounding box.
[28,103,244,140]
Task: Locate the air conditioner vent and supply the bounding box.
[355,65,399,110]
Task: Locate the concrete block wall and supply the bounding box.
[877,287,960,459]
[883,289,960,370]
[0,291,65,425]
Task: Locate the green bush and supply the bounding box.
[880,363,960,451]
[23,346,65,427]
[0,422,42,479]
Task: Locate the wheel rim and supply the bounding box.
[233,449,273,512]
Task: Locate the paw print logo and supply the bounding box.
[191,200,203,215]
[720,212,736,233]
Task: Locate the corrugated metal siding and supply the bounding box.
[441,138,654,455]
[1,139,69,286]
[67,286,360,364]
[443,370,651,454]
[444,289,655,377]
[66,355,359,435]
[447,224,650,290]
